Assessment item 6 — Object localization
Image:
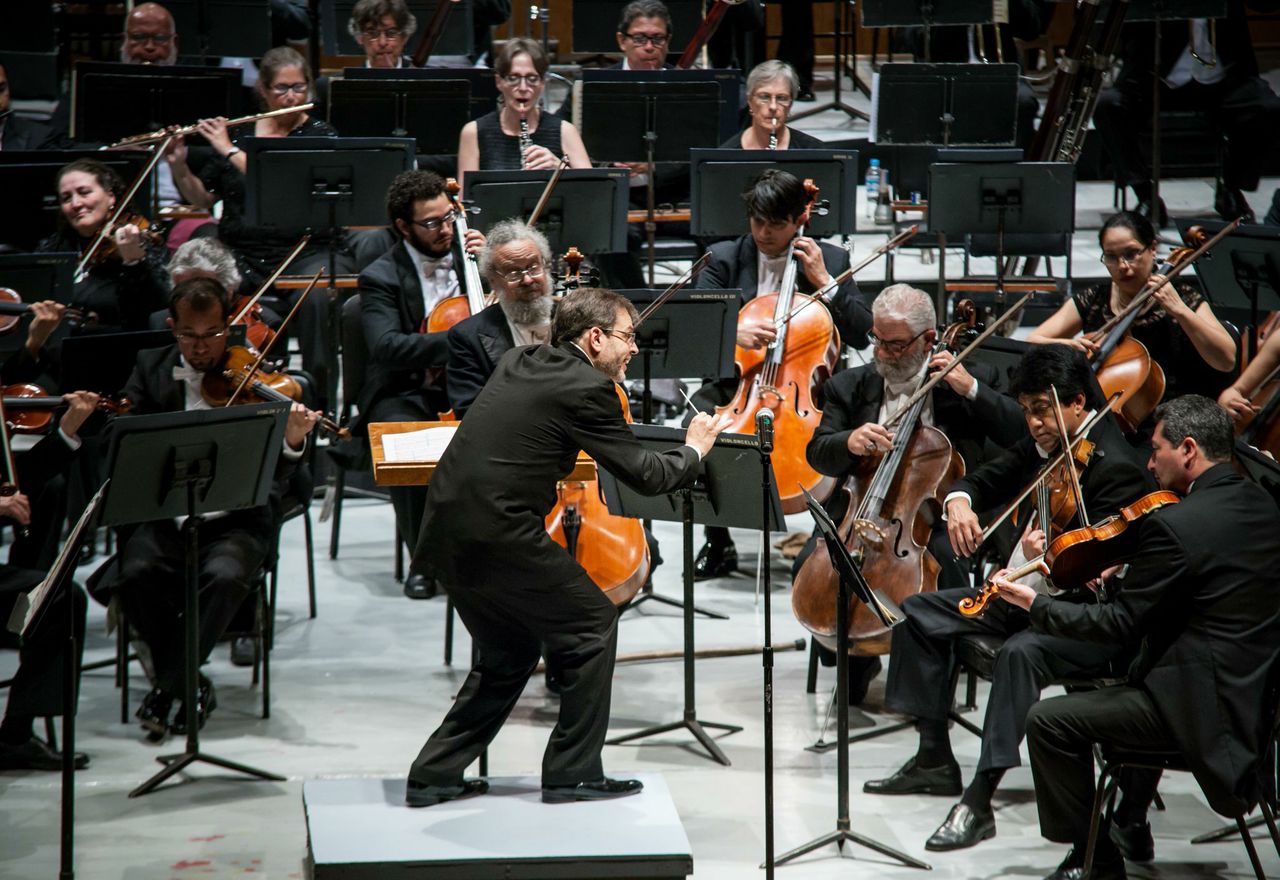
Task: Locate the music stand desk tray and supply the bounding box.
[370,421,596,486]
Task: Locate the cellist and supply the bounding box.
[691,169,871,579]
[1027,211,1236,441]
[796,284,1025,704]
[863,345,1154,854]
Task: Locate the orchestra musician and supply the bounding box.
[446,220,553,420]
[0,392,102,772]
[109,277,318,738]
[0,63,55,152]
[799,284,1026,702]
[457,39,591,186]
[121,3,179,65]
[614,0,674,70]
[863,345,1155,853]
[356,170,486,600]
[1219,323,1280,425]
[721,61,824,151]
[35,159,170,333]
[1027,211,1236,439]
[996,395,1280,880]
[691,169,871,579]
[349,0,417,69]
[405,287,732,808]
[1093,0,1280,224]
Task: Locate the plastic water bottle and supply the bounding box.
[875,168,893,226]
[864,158,880,220]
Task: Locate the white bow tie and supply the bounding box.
[172,363,203,383]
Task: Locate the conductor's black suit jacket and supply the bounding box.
[1029,463,1280,816]
[446,301,514,420]
[415,343,699,590]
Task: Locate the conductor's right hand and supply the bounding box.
[946,496,982,558]
[685,411,734,459]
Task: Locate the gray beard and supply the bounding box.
[874,349,928,387]
[500,295,553,326]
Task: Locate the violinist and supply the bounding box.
[107,277,318,738]
[406,287,732,808]
[720,61,824,151]
[35,159,169,333]
[996,396,1280,880]
[864,345,1154,853]
[446,221,553,420]
[456,39,591,185]
[1218,324,1280,430]
[0,391,102,772]
[1027,211,1236,439]
[691,169,871,579]
[356,170,486,599]
[798,284,1026,702]
[349,0,417,69]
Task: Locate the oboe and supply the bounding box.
[768,116,778,151]
[519,113,534,169]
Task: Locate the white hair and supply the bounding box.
[872,283,935,335]
[170,237,242,294]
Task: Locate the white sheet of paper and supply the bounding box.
[381,426,457,463]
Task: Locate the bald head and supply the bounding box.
[123,3,178,65]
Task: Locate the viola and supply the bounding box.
[1,383,129,433]
[201,345,349,439]
[78,210,164,274]
[0,289,94,335]
[424,178,487,335]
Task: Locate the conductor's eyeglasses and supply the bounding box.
[497,263,546,283]
[411,210,457,231]
[868,329,927,355]
[1100,249,1148,267]
[622,32,669,47]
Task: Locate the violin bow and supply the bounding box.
[226,268,323,407]
[231,234,311,325]
[74,135,175,283]
[883,291,1033,430]
[634,252,712,327]
[777,225,919,328]
[526,156,572,228]
[1050,385,1090,527]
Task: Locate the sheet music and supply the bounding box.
[381,426,457,463]
[992,0,1009,24]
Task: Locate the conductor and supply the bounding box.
[406,287,732,807]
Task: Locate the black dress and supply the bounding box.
[716,125,825,150]
[475,109,564,170]
[35,228,169,334]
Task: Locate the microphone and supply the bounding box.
[756,408,774,454]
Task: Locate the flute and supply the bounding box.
[109,104,316,148]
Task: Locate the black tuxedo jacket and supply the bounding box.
[1030,463,1280,816]
[807,362,1027,480]
[356,240,475,420]
[446,301,514,419]
[415,344,699,589]
[951,411,1155,530]
[695,235,871,350]
[0,114,53,151]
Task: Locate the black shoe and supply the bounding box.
[170,676,217,735]
[1135,196,1169,228]
[136,686,175,736]
[1109,819,1154,862]
[1045,846,1126,880]
[1215,183,1256,224]
[925,802,996,851]
[542,777,644,804]
[230,636,258,668]
[0,737,90,771]
[797,88,816,102]
[864,756,962,796]
[403,573,437,600]
[694,541,737,580]
[848,656,882,705]
[405,778,489,808]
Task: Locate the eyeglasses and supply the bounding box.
[604,327,637,343]
[622,32,670,47]
[268,82,309,96]
[497,262,546,283]
[410,210,457,232]
[1100,249,1148,267]
[127,32,174,44]
[868,328,928,355]
[361,27,404,41]
[750,93,793,107]
[173,329,228,344]
[502,74,543,86]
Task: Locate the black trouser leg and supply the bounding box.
[777,0,815,90]
[1094,83,1150,192]
[1,574,86,718]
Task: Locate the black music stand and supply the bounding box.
[929,161,1076,314]
[6,482,108,880]
[861,0,997,62]
[580,68,742,146]
[1127,0,1228,223]
[600,424,785,765]
[100,403,291,797]
[874,63,1019,147]
[1175,218,1280,362]
[71,63,242,145]
[690,149,859,238]
[464,169,631,254]
[0,50,59,101]
[165,0,272,60]
[579,78,721,285]
[328,79,470,153]
[786,0,869,123]
[771,488,926,872]
[344,67,498,120]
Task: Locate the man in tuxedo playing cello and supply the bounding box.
[691,168,871,579]
[357,170,485,598]
[798,283,1026,703]
[406,287,731,808]
[863,344,1155,854]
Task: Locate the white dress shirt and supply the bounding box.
[405,240,460,316]
[1164,19,1229,88]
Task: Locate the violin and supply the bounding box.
[229,235,312,354]
[959,490,1180,616]
[0,289,94,335]
[424,178,488,335]
[201,345,349,439]
[718,180,838,514]
[1,384,129,433]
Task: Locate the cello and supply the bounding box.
[718,180,838,513]
[424,178,488,334]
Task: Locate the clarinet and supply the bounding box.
[519,114,533,169]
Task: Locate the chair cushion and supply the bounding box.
[955,633,1006,680]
